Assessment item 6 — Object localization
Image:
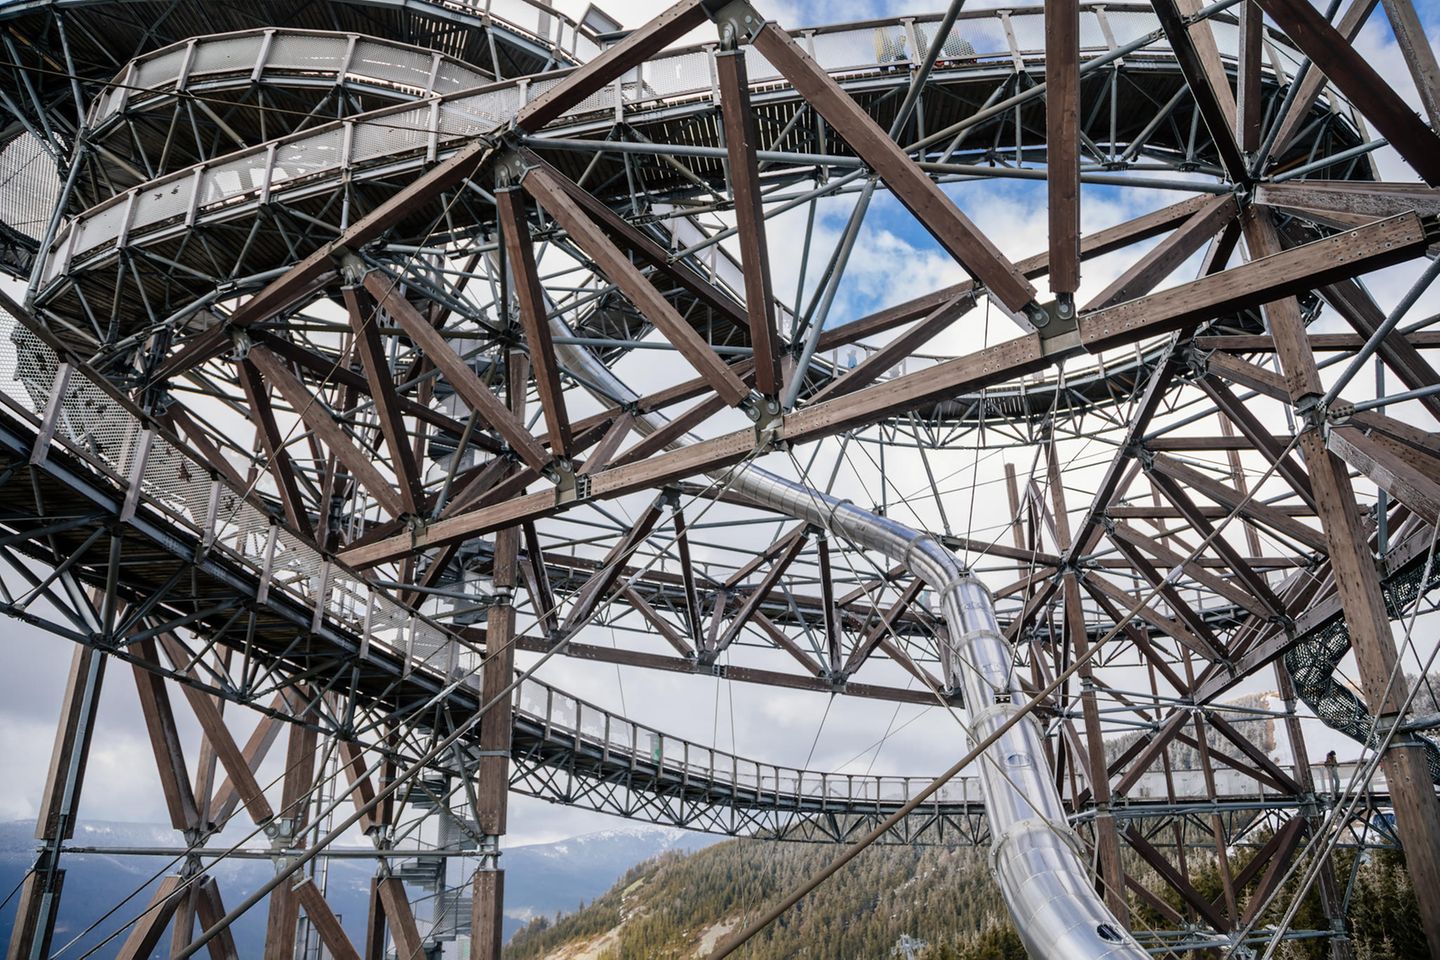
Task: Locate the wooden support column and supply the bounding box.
[6,645,105,960]
[263,717,317,960]
[1047,444,1128,922]
[471,349,527,960]
[1244,206,1440,959]
[1045,0,1081,296]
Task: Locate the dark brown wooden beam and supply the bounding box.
[236,358,313,538]
[247,346,406,518]
[514,0,707,131]
[363,272,552,473]
[1152,0,1246,182]
[342,287,425,514]
[521,165,750,406]
[1256,0,1440,183]
[497,187,573,457]
[1045,0,1081,295]
[1083,196,1237,310]
[749,21,1038,314]
[716,48,783,396]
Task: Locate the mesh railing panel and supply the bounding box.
[1285,549,1440,782]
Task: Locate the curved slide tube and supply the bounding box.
[547,310,1147,959]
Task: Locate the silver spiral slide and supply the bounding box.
[544,288,1146,959]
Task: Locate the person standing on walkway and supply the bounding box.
[1323,750,1341,799]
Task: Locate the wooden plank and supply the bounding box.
[750,22,1037,314]
[1256,0,1440,183]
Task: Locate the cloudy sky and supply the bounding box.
[2,0,1439,861]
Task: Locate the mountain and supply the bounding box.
[0,820,713,956]
[501,839,1020,960]
[499,828,717,937]
[501,835,1432,960]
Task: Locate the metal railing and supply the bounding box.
[37,3,1317,289]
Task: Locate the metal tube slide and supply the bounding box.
[548,313,1147,960]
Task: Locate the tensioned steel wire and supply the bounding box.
[63,437,774,960]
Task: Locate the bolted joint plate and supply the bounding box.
[703,0,766,46]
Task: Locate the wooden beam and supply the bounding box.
[521,165,750,406]
[130,651,201,832]
[1378,0,1440,130]
[293,881,361,960]
[1255,0,1440,183]
[1080,213,1432,351]
[1083,196,1237,310]
[1235,1,1264,153]
[514,0,707,131]
[1152,0,1246,182]
[363,272,552,473]
[1328,424,1440,525]
[497,187,573,456]
[716,49,783,396]
[809,292,975,403]
[1264,0,1379,157]
[375,878,423,960]
[342,287,424,513]
[236,358,312,537]
[1045,0,1081,295]
[750,21,1037,314]
[116,876,184,960]
[247,346,406,518]
[343,214,1431,568]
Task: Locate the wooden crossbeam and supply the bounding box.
[749,21,1037,314]
[363,272,552,473]
[1152,0,1246,181]
[521,165,750,406]
[1256,0,1440,183]
[247,346,407,518]
[342,287,424,513]
[236,358,312,537]
[497,187,573,457]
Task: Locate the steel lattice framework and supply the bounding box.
[2,0,1440,957]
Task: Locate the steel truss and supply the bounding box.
[2,0,1440,957]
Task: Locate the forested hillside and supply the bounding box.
[503,835,1428,960]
